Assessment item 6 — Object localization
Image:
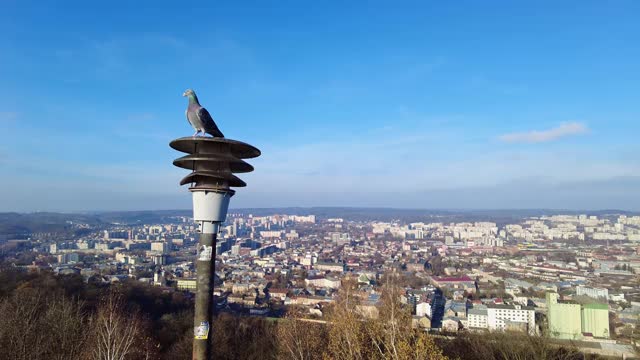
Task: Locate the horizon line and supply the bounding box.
[3,206,639,215]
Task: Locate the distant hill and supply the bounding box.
[88,210,191,225]
[0,212,101,238]
[229,207,638,224]
[1,207,636,237]
[0,210,190,237]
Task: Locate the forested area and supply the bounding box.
[0,267,601,360]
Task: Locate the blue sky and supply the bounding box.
[1,1,639,211]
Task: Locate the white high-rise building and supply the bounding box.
[467,305,488,329]
[487,304,536,335]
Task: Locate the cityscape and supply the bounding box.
[1,209,639,358]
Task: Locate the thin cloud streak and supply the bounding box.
[499,122,589,144]
[0,111,18,122]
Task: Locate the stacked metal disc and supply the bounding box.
[169,137,261,193]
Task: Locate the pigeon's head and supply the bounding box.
[182,89,196,97]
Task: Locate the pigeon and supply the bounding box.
[182,89,225,137]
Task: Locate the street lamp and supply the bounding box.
[170,136,260,360]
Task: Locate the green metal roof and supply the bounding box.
[583,303,608,310]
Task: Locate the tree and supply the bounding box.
[325,278,368,360]
[0,287,89,360]
[277,308,327,360]
[320,273,448,360]
[439,332,587,360]
[43,295,90,360]
[164,332,192,360]
[90,292,156,360]
[0,287,50,360]
[365,276,447,360]
[210,313,278,360]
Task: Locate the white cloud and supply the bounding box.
[499,122,588,143]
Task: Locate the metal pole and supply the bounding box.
[193,230,216,360]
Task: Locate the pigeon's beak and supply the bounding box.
[182,91,187,97]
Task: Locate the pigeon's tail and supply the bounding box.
[205,123,224,138]
[207,128,224,138]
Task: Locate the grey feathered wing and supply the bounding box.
[198,107,224,138]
